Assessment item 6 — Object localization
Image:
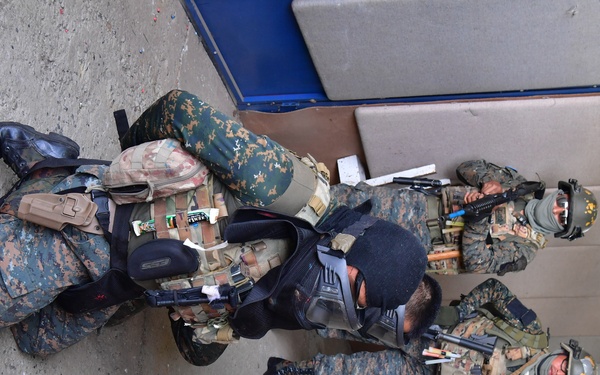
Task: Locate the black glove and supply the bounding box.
[497,255,528,276]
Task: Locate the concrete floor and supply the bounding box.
[0,1,349,374]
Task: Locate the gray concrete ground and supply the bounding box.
[0,1,349,374]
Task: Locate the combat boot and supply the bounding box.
[0,122,80,178]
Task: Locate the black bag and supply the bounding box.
[127,238,199,281]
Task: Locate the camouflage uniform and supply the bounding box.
[0,166,118,356]
[0,90,318,356]
[331,160,542,275]
[276,279,545,375]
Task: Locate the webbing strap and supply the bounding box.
[477,307,548,349]
[113,109,130,150]
[196,186,217,247]
[153,200,169,238]
[175,193,191,240]
[330,214,378,253]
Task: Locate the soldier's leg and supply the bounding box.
[121,90,328,223]
[266,349,433,375]
[0,210,90,326]
[456,278,543,334]
[10,302,118,356]
[0,122,80,178]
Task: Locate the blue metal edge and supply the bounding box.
[179,0,600,113]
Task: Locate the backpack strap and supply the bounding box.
[477,306,548,349]
[113,109,130,150]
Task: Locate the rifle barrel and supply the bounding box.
[393,177,443,187]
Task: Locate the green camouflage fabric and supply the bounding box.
[120,89,296,208]
[0,166,117,356]
[331,160,543,275]
[328,182,431,248]
[283,279,543,375]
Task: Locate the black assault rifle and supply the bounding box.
[424,328,497,357]
[447,181,545,220]
[144,280,254,309]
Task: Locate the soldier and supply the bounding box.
[0,90,440,358]
[265,278,597,375]
[331,161,597,275]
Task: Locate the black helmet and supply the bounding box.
[555,179,598,241]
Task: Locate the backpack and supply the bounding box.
[103,138,209,205]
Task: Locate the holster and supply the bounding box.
[17,193,99,232]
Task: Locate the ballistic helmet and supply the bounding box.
[530,339,597,375]
[555,179,598,241]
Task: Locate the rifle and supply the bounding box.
[447,181,544,220]
[393,177,451,195]
[144,280,254,309]
[424,328,497,357]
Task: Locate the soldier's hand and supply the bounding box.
[481,181,503,195]
[464,191,485,204]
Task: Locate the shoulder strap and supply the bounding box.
[113,109,130,150]
[477,306,548,349]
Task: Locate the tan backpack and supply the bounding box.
[103,138,209,204]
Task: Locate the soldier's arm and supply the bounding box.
[456,160,527,189]
[456,278,544,335]
[461,220,537,274]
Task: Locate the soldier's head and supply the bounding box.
[362,274,442,348]
[403,274,442,339]
[535,339,597,375]
[525,179,597,241]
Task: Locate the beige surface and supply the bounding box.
[356,95,600,187]
[293,0,600,100]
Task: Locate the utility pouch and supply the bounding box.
[17,193,98,231]
[127,239,200,281]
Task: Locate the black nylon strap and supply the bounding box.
[113,109,130,150]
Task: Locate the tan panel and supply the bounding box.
[356,95,600,187]
[293,0,600,101]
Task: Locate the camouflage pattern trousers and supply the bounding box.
[120,89,299,209]
[0,169,118,356]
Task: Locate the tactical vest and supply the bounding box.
[224,207,333,339]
